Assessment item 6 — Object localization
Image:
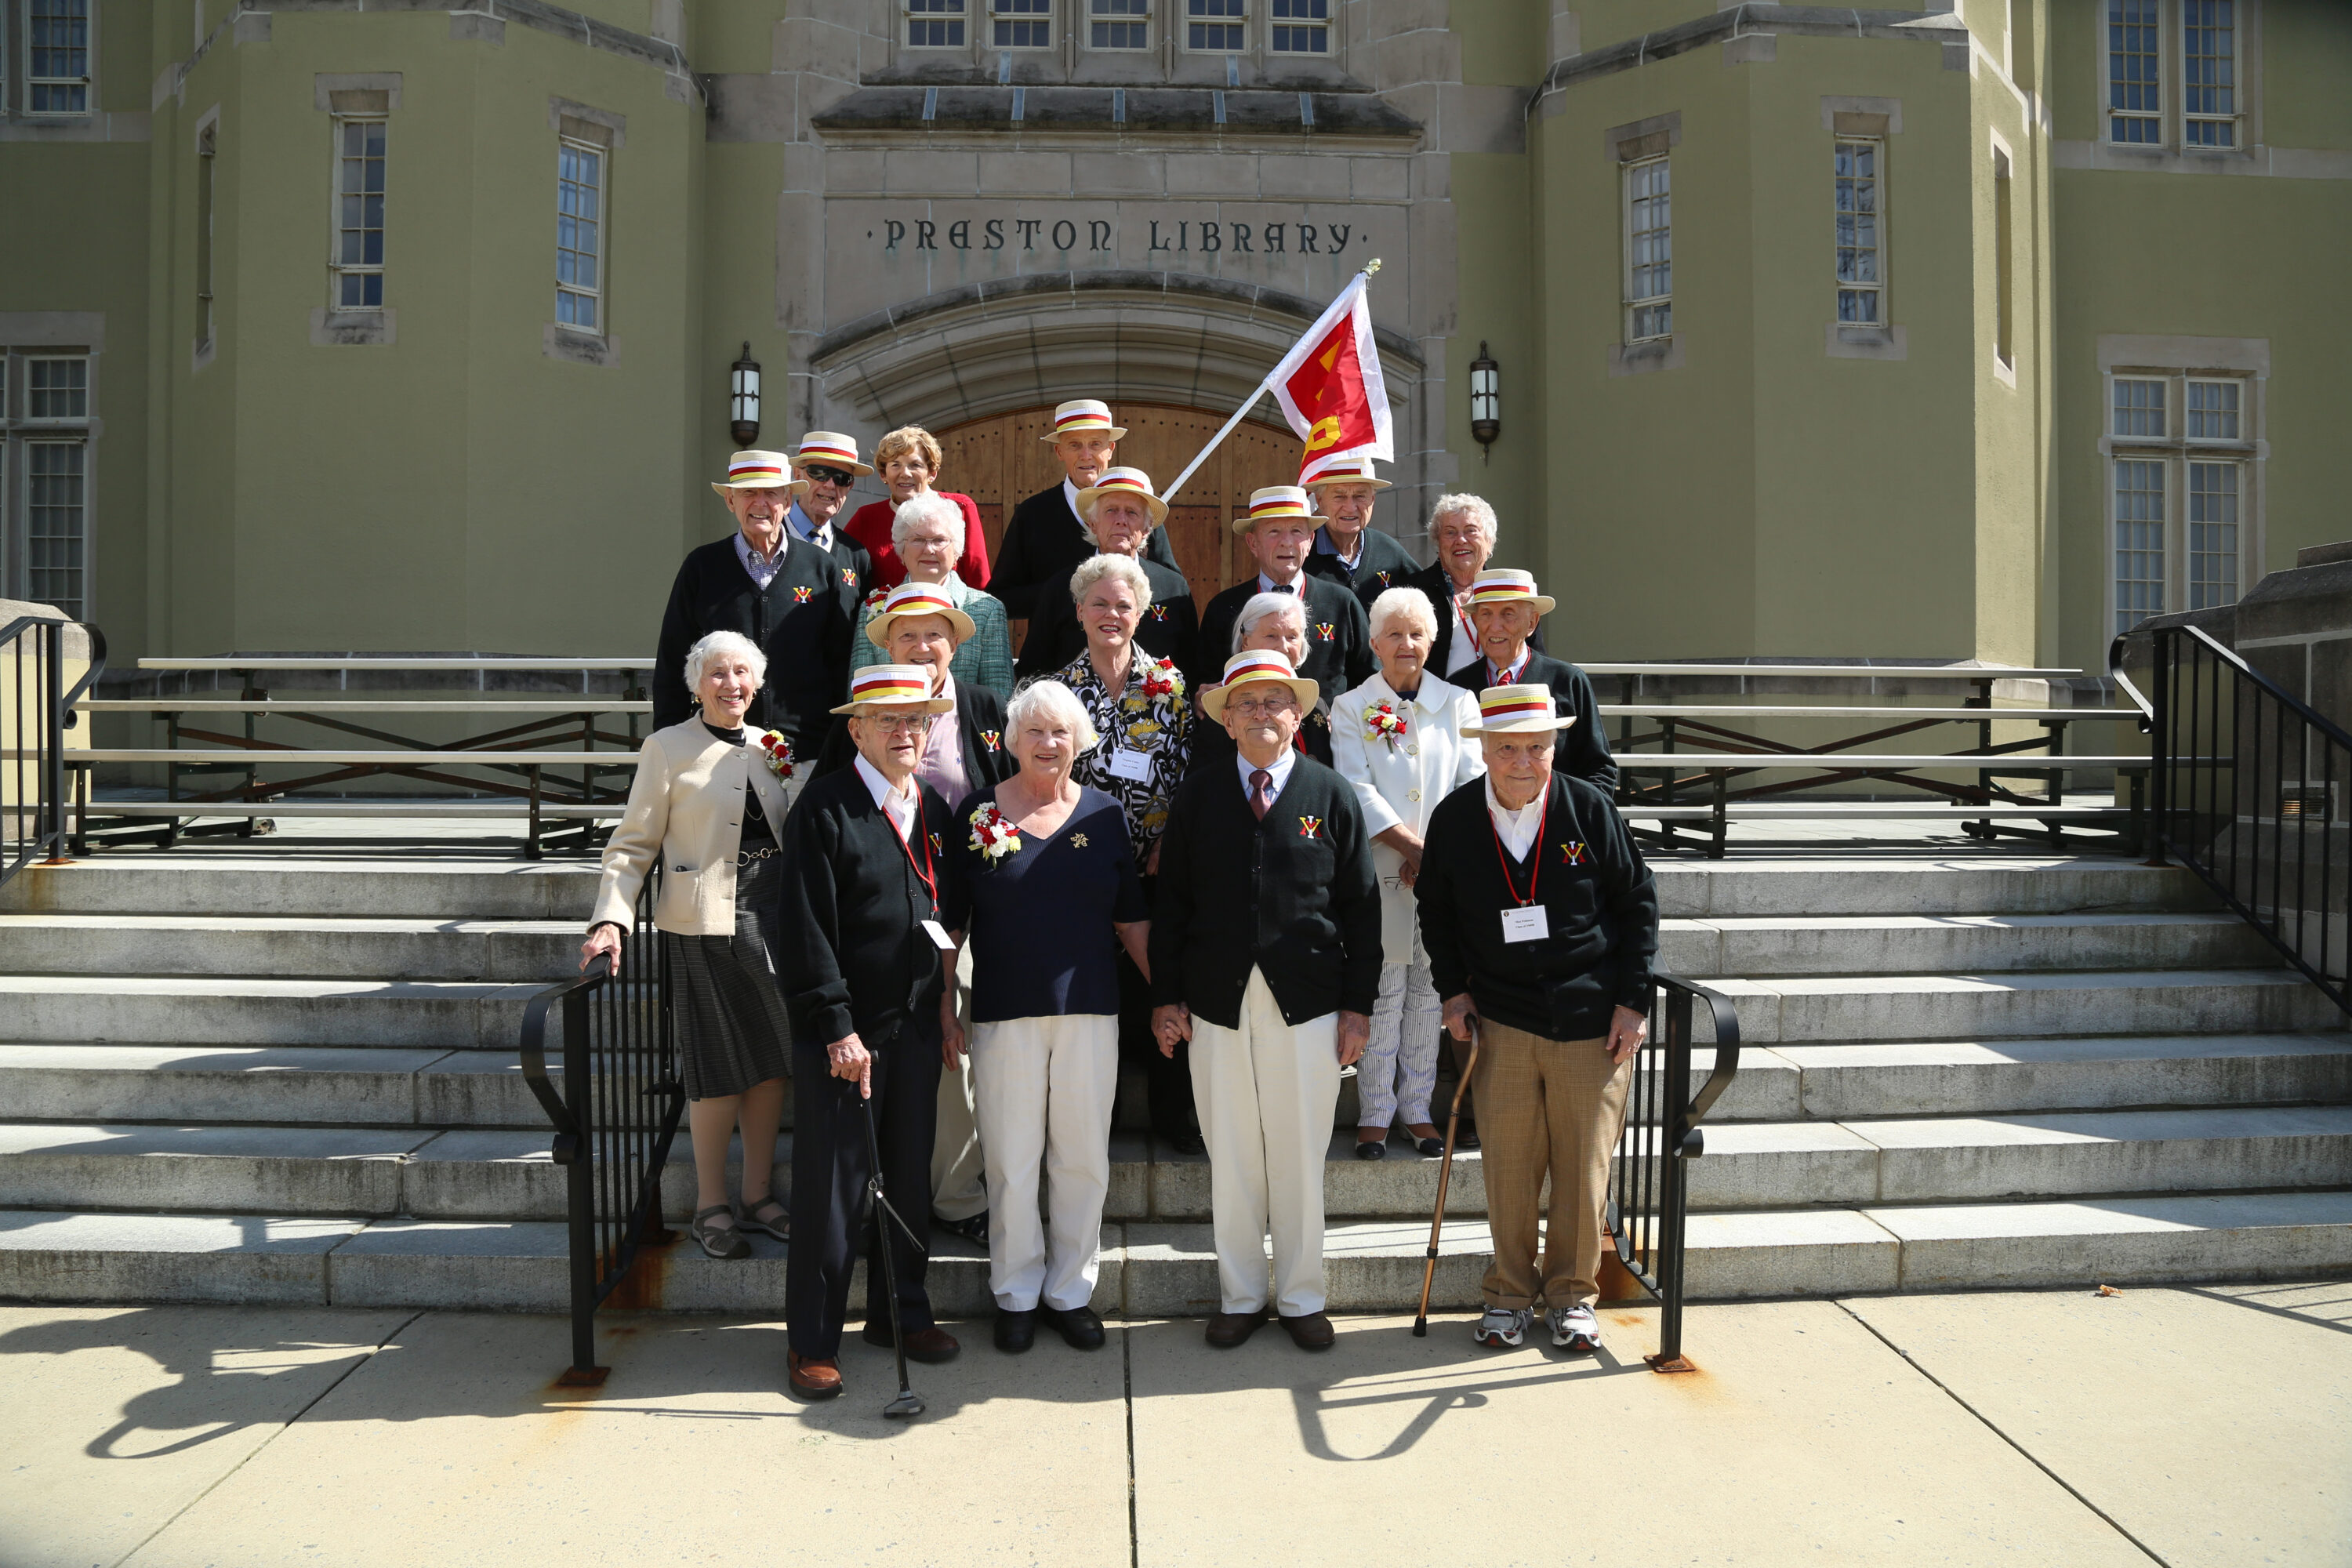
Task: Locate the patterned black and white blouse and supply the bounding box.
[1022,649,1193,862]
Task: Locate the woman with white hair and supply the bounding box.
[1406,493,1548,679]
[1330,588,1485,1159]
[938,679,1151,1354]
[583,630,797,1260]
[852,492,1016,698]
[1183,590,1310,783]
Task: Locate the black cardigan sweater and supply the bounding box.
[1304,524,1421,608]
[1149,755,1382,1029]
[1014,557,1203,684]
[653,535,855,755]
[1403,561,1550,684]
[1415,772,1658,1043]
[775,766,955,1051]
[808,678,1018,801]
[987,481,1182,619]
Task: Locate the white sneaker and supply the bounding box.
[1473,1306,1531,1348]
[1548,1305,1600,1352]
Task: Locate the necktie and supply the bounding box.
[1249,768,1273,820]
[1492,663,1517,687]
[1270,582,1294,595]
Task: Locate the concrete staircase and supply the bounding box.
[2,850,2350,1316]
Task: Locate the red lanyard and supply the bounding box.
[882,794,939,913]
[1488,790,1549,907]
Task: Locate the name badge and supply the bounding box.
[1106,747,1152,782]
[920,919,957,952]
[1501,906,1549,944]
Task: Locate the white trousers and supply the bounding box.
[931,946,988,1221]
[1359,932,1441,1131]
[1188,967,1342,1316]
[971,1012,1119,1313]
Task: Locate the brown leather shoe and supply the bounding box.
[1278,1311,1336,1351]
[864,1321,963,1363]
[1204,1310,1266,1349]
[786,1352,842,1400]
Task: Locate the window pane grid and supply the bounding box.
[28,0,91,114]
[2183,0,2237,146]
[1625,158,1671,343]
[556,142,602,332]
[2188,461,2240,609]
[1188,0,1243,50]
[1269,0,1327,52]
[906,0,965,46]
[2187,379,2241,441]
[27,358,88,421]
[2107,0,2161,144]
[1090,0,1147,47]
[1835,140,1881,325]
[2113,377,2167,440]
[2114,459,2166,636]
[993,0,1051,48]
[335,119,387,310]
[27,443,87,620]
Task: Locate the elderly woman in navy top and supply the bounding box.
[938,679,1150,1355]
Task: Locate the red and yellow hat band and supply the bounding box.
[1248,495,1311,520]
[884,589,955,618]
[797,441,858,466]
[728,459,786,482]
[848,669,932,704]
[1468,576,1541,606]
[1477,690,1552,723]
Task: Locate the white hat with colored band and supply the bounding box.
[1458,683,1579,736]
[710,449,805,498]
[1200,648,1321,722]
[1302,455,1392,492]
[1232,485,1314,535]
[1465,568,1557,617]
[830,662,954,717]
[789,431,874,477]
[1073,466,1169,527]
[864,581,978,648]
[1040,399,1127,442]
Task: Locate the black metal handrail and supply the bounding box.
[3,613,107,889]
[519,867,683,1382]
[1610,972,1740,1372]
[2112,624,2352,1017]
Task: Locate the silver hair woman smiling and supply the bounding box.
[851,492,1017,698]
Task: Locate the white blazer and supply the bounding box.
[590,719,796,937]
[1330,670,1486,959]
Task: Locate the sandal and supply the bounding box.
[690,1203,749,1260]
[738,1195,790,1243]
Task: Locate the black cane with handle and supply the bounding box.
[1411,1018,1480,1338]
[856,1080,930,1419]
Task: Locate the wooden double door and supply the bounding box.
[933,403,1301,615]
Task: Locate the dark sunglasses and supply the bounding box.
[803,465,856,487]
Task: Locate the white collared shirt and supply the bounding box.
[734,529,786,590]
[1485,777,1547,862]
[1257,572,1303,596]
[1236,746,1296,804]
[855,753,919,840]
[1484,646,1533,687]
[1062,476,1083,522]
[786,499,833,554]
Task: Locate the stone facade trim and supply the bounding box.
[1825,323,1907,361]
[0,313,105,350]
[314,75,403,114]
[550,99,626,150]
[1609,338,1684,378]
[1821,96,1903,136]
[2096,336,2271,376]
[1532,5,1966,116]
[311,308,397,348]
[810,86,1418,143]
[1602,112,1680,163]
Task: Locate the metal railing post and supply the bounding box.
[560,984,604,1385]
[2144,630,2170,867]
[42,626,67,863]
[1647,986,1697,1373]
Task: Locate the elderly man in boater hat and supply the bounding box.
[776,664,967,1400]
[1014,466,1202,684]
[1301,456,1418,607]
[782,430,878,600]
[1461,568,1615,791]
[989,400,1183,619]
[653,450,856,756]
[1151,649,1381,1352]
[1414,682,1658,1356]
[1196,485,1374,764]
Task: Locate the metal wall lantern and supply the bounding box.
[729,342,761,447]
[1469,340,1501,457]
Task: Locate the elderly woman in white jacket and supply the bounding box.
[1330,588,1485,1160]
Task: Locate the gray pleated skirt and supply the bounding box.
[662,853,793,1101]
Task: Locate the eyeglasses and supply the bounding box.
[1228,695,1296,717]
[859,713,929,734]
[804,466,855,487]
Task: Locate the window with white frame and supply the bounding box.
[2187,377,2240,441]
[26,441,85,619]
[333,117,387,310]
[556,138,603,333]
[2182,0,2238,147]
[992,0,1052,49]
[1088,0,1149,48]
[2107,0,2161,144]
[2114,376,2165,438]
[2114,459,2166,636]
[27,0,92,114]
[1834,138,1882,325]
[1186,0,1245,52]
[196,122,217,351]
[1624,155,1672,343]
[2108,368,2256,636]
[904,0,966,47]
[2,349,95,620]
[2187,459,2240,608]
[1269,0,1328,53]
[25,358,87,422]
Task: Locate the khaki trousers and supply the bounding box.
[931,946,989,1221]
[1471,1020,1632,1311]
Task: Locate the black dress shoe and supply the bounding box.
[993,1308,1037,1353]
[1037,1303,1106,1349]
[1204,1310,1265,1348]
[1160,1129,1206,1156]
[1454,1123,1480,1152]
[1354,1139,1386,1161]
[861,1322,962,1363]
[932,1210,989,1245]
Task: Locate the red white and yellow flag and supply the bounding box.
[1269,272,1392,485]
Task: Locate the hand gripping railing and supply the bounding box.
[519,869,684,1383]
[2111,625,2351,1017]
[1609,974,1741,1373]
[2,612,107,889]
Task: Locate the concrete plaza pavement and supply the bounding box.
[2,1283,2346,1568]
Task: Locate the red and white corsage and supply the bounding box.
[969,803,1022,866]
[1364,702,1408,753]
[756,729,796,779]
[1140,657,1184,705]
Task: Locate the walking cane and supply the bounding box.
[1411,1018,1481,1338]
[857,1083,930,1419]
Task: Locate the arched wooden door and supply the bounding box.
[934,403,1301,615]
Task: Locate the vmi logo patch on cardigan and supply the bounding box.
[1560,840,1589,865]
[1297,815,1323,839]
[792,586,812,603]
[1149,605,1168,622]
[1315,622,1335,641]
[981,730,1001,750]
[840,568,856,586]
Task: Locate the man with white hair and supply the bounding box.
[989,401,1182,619]
[1014,466,1200,684]
[1196,486,1374,764]
[1301,456,1417,605]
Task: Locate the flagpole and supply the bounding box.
[1160,259,1380,507]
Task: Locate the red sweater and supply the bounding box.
[843,492,992,592]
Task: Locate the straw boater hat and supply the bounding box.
[829,662,954,717]
[1073,466,1169,526]
[1302,456,1392,492]
[1039,399,1127,442]
[1200,648,1321,724]
[1230,484,1314,535]
[710,449,804,499]
[864,581,977,648]
[787,431,874,477]
[1465,568,1558,618]
[1458,684,1580,736]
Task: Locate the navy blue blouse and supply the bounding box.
[940,784,1149,1024]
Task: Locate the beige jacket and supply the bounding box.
[590,719,795,937]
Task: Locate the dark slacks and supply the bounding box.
[1117,935,1194,1138]
[785,1016,943,1359]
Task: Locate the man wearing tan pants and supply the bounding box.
[1414,683,1660,1354]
